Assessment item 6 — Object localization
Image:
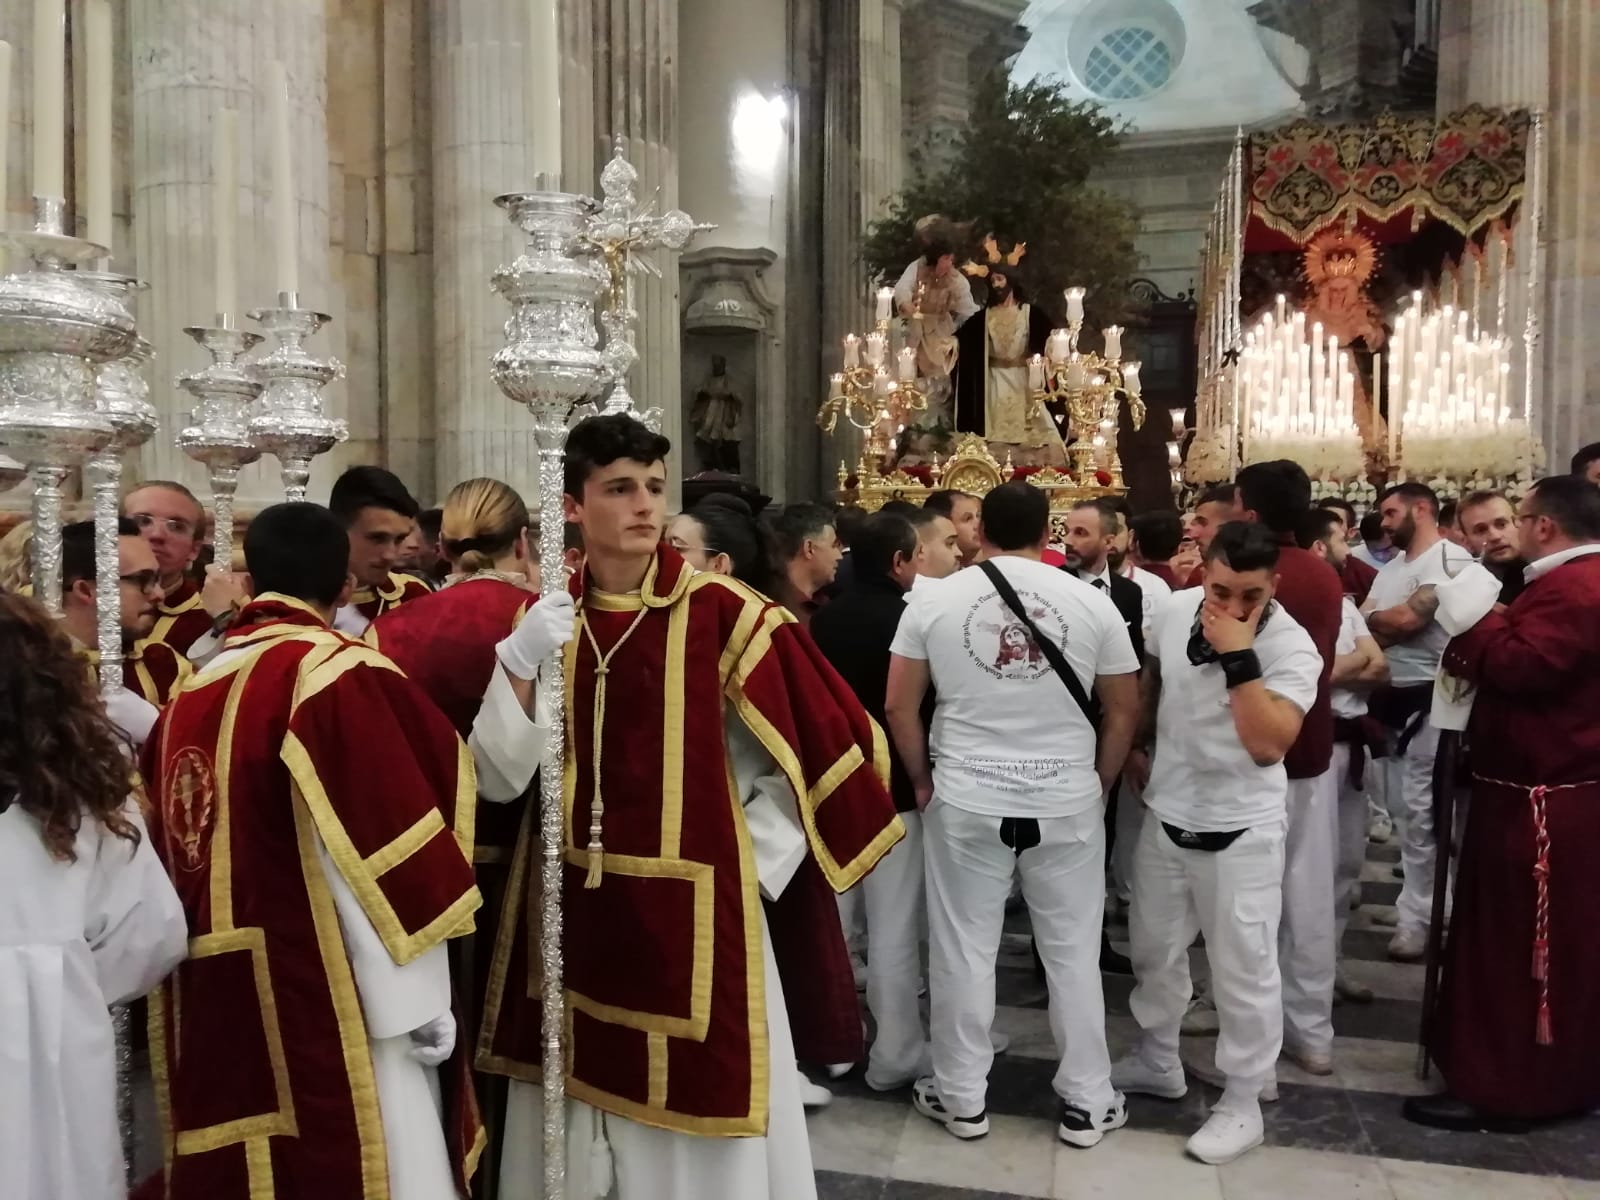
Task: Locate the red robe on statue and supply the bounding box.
[1434,550,1600,1119]
[137,596,485,1199]
[476,546,903,1136]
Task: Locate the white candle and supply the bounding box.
[268,61,298,295]
[897,346,916,382]
[1169,407,1186,439]
[876,287,893,323]
[1274,293,1287,324]
[212,110,238,317]
[842,334,860,369]
[873,369,892,398]
[1103,325,1123,361]
[528,0,562,180]
[31,0,64,199]
[85,0,112,252]
[828,373,844,400]
[865,331,887,368]
[1064,287,1085,325]
[1122,361,1141,396]
[0,41,12,232]
[1028,355,1046,390]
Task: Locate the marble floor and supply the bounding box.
[805,840,1600,1200]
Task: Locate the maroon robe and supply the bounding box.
[1434,550,1600,1118]
[1268,533,1343,780]
[1340,554,1378,604]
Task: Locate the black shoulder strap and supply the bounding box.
[978,559,1099,728]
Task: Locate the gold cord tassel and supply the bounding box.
[584,804,605,889]
[578,604,648,890]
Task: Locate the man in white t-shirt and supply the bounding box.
[1301,509,1391,1002]
[1361,483,1475,961]
[1113,522,1322,1165]
[886,481,1139,1149]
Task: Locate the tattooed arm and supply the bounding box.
[1365,585,1439,648]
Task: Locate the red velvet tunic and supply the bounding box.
[351,571,433,625]
[149,577,214,659]
[137,597,483,1199]
[1433,552,1600,1118]
[476,547,902,1137]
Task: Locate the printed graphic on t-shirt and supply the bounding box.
[961,591,1068,681]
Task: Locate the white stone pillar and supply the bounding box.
[129,0,336,505]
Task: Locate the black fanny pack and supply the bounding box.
[1161,822,1249,852]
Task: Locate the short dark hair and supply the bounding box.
[923,489,976,519]
[245,503,353,607]
[417,508,442,543]
[1236,460,1312,536]
[770,503,835,562]
[1380,481,1440,516]
[61,518,141,592]
[564,521,585,553]
[1439,499,1460,530]
[833,504,869,549]
[1526,475,1600,539]
[852,513,918,581]
[1459,489,1509,515]
[1320,498,1357,529]
[1206,520,1281,572]
[562,414,671,500]
[903,507,940,534]
[1570,441,1600,476]
[879,499,921,518]
[981,481,1049,551]
[1195,483,1237,509]
[922,236,954,266]
[1132,510,1183,561]
[1359,511,1387,544]
[329,465,420,525]
[689,494,774,592]
[1296,507,1343,551]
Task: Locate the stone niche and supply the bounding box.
[680,246,781,493]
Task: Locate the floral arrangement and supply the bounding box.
[1399,421,1544,485]
[1182,428,1234,485]
[1244,432,1366,483]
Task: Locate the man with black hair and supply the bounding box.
[1570,440,1600,484]
[1232,461,1345,1076]
[887,480,1140,1149]
[1363,482,1475,962]
[1409,475,1600,1131]
[811,513,932,1093]
[1181,484,1240,587]
[406,506,447,583]
[924,488,983,567]
[472,414,901,1200]
[1114,522,1321,1165]
[905,506,963,579]
[1352,511,1397,570]
[140,501,484,1200]
[1457,489,1528,604]
[770,501,843,625]
[1131,510,1183,588]
[328,464,431,635]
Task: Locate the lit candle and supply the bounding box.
[1028,354,1046,391]
[212,109,239,318]
[828,373,844,400]
[1168,441,1182,467]
[1169,407,1186,439]
[1065,358,1087,389]
[1064,287,1086,325]
[1274,293,1287,324]
[842,334,860,369]
[85,0,112,253]
[897,345,916,382]
[865,331,887,368]
[528,0,562,180]
[1103,325,1123,361]
[268,61,298,295]
[1122,361,1142,396]
[876,287,893,323]
[873,369,892,398]
[32,0,64,199]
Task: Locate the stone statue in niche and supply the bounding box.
[691,355,744,474]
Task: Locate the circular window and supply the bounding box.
[1082,26,1174,100]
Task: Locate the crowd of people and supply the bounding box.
[1,423,1598,1199]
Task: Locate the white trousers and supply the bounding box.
[497,916,814,1200]
[1110,777,1146,904]
[863,810,927,1087]
[1332,744,1367,949]
[1128,816,1286,1098]
[924,800,1111,1117]
[1279,769,1339,1058]
[837,887,866,957]
[1385,720,1441,936]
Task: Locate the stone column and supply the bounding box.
[430,0,561,502]
[129,0,336,505]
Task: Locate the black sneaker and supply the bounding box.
[912,1076,990,1139]
[1058,1092,1129,1148]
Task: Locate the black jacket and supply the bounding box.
[1064,568,1146,665]
[809,574,922,813]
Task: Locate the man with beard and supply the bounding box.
[1457,490,1528,605]
[1181,485,1239,588]
[1362,483,1474,962]
[954,252,1058,452]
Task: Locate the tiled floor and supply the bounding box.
[806,843,1600,1200]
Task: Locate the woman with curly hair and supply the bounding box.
[0,592,187,1199]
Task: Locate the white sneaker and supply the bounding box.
[1388,927,1427,962]
[1334,970,1374,1004]
[1186,1101,1264,1165]
[1110,1050,1187,1100]
[1370,907,1401,928]
[1367,810,1394,843]
[866,1042,933,1093]
[912,1076,989,1139]
[797,1069,833,1109]
[1058,1092,1129,1148]
[1182,991,1220,1035]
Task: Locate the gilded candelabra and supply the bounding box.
[818,307,931,465]
[1027,292,1145,488]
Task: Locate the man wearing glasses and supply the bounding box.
[122,480,242,655]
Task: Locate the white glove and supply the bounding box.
[495,591,577,680]
[408,1011,456,1066]
[103,686,159,748]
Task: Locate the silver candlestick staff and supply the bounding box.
[583,139,711,427]
[178,322,265,570]
[248,293,347,501]
[491,178,612,1200]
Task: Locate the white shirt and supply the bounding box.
[1524,542,1600,583]
[1350,543,1394,571]
[1123,563,1173,638]
[1330,598,1370,719]
[1145,589,1322,832]
[890,555,1139,819]
[1364,538,1477,685]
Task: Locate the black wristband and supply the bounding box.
[1219,649,1263,689]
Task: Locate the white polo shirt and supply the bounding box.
[1330,598,1370,719]
[1124,563,1173,638]
[890,555,1139,819]
[1144,589,1322,832]
[1364,538,1476,685]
